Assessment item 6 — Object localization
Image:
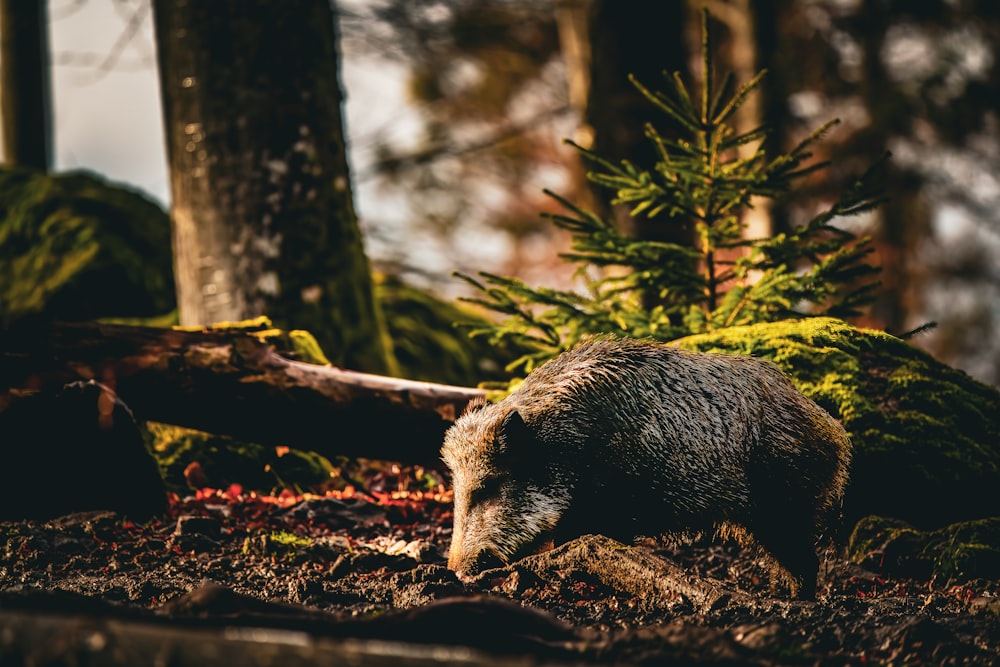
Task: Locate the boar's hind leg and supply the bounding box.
[747,482,820,599]
[753,521,818,600]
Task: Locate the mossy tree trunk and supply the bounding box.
[152,0,395,374]
[0,0,52,171]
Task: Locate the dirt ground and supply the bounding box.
[2,480,999,666]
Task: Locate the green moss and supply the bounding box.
[0,166,175,323]
[147,422,335,493]
[674,318,1000,528]
[172,317,332,366]
[268,530,313,548]
[848,515,1000,584]
[172,316,274,333]
[376,273,523,386]
[242,530,321,561]
[169,293,523,384]
[287,329,332,366]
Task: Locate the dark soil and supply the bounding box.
[2,482,999,666]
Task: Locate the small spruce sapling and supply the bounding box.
[457,10,883,376]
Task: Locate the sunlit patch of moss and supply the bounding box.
[674,318,1000,528]
[170,318,335,366]
[241,530,313,559]
[268,530,313,548]
[287,329,332,366]
[100,310,179,328]
[172,316,274,333]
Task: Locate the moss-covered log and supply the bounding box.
[0,322,484,465]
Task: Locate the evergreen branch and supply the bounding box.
[564,140,631,177]
[720,125,770,151]
[786,119,840,161]
[708,72,736,123]
[712,69,767,126]
[699,8,713,124]
[542,188,607,227]
[630,75,702,134]
[776,160,833,182]
[667,70,697,119]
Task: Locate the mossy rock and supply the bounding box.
[848,515,1000,584]
[674,317,1000,528]
[0,166,175,325]
[147,422,336,494]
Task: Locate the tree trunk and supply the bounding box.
[853,0,925,335]
[580,0,692,248]
[704,0,771,241]
[0,0,52,171]
[152,0,395,374]
[1,322,483,466]
[751,0,793,238]
[559,0,695,316]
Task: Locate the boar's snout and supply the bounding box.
[449,548,505,580]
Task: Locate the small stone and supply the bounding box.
[175,515,221,539]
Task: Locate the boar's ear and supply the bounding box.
[461,396,489,417]
[496,409,539,468]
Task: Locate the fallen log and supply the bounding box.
[0,321,486,465]
[0,585,581,667]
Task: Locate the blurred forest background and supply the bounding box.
[1,0,999,387]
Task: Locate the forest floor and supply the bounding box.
[2,466,999,666]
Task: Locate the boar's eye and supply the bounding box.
[468,475,504,507]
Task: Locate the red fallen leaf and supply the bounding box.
[195,488,218,500]
[224,484,243,501]
[184,461,209,489]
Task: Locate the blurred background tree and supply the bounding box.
[1,0,998,386]
[153,0,395,374]
[337,0,582,293]
[0,0,52,171]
